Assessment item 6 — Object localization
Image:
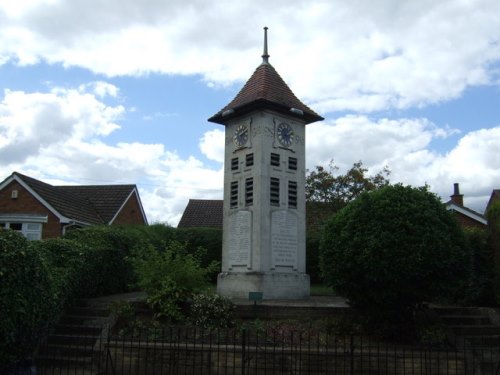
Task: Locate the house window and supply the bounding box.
[270,178,280,206]
[246,153,254,167]
[0,222,42,240]
[230,181,238,208]
[288,181,297,208]
[231,157,239,171]
[245,178,253,206]
[288,157,297,171]
[271,153,280,166]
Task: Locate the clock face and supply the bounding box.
[233,124,249,147]
[277,123,294,147]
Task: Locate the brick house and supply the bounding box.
[0,172,147,240]
[445,183,487,229]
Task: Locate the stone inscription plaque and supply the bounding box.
[228,210,252,268]
[271,210,297,269]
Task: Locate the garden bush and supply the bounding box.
[461,228,494,306]
[189,293,235,329]
[320,184,470,332]
[0,230,54,367]
[128,240,219,321]
[64,226,140,295]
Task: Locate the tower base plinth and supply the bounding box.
[217,272,310,300]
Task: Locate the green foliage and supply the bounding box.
[306,160,390,209]
[128,241,219,322]
[189,293,235,329]
[306,233,322,283]
[32,238,93,306]
[64,226,139,295]
[0,230,54,366]
[487,201,500,304]
[320,184,470,328]
[173,228,222,280]
[461,228,495,305]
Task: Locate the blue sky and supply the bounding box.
[1,0,499,225]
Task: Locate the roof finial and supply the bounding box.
[262,26,270,64]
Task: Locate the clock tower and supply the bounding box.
[208,28,323,299]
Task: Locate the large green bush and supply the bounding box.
[487,201,500,304]
[32,238,98,304]
[461,228,494,306]
[64,226,140,295]
[320,184,470,328]
[0,230,54,366]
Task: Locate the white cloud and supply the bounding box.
[306,116,500,213]
[199,129,225,163]
[1,0,500,113]
[0,83,224,225]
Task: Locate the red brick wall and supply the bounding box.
[0,180,63,238]
[452,211,486,230]
[112,192,147,225]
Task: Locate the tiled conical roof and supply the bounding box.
[208,28,323,125]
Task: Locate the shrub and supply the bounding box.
[487,201,500,304]
[461,228,494,305]
[64,226,139,295]
[128,241,219,322]
[174,228,222,280]
[320,184,470,331]
[32,238,92,306]
[190,293,235,329]
[0,230,53,367]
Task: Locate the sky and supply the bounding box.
[1,0,499,226]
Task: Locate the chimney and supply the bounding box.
[450,183,464,206]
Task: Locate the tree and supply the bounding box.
[320,184,470,331]
[305,160,390,210]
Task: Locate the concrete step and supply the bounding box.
[440,315,491,325]
[38,343,96,357]
[449,325,500,336]
[54,324,103,336]
[47,334,99,346]
[466,335,500,346]
[66,306,109,317]
[59,315,109,325]
[433,307,483,316]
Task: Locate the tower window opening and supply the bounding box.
[270,177,280,206]
[288,181,297,208]
[231,157,239,171]
[245,178,254,206]
[288,157,297,170]
[271,153,280,166]
[246,153,254,167]
[230,181,238,208]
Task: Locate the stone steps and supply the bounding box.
[433,306,500,375]
[35,299,111,373]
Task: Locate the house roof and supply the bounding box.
[445,200,488,226]
[1,172,146,225]
[177,199,223,229]
[208,30,323,125]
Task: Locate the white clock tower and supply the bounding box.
[208,28,323,299]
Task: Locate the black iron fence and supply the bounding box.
[33,326,500,375]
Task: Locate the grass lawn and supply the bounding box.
[310,284,335,296]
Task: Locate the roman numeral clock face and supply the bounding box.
[277,122,294,147]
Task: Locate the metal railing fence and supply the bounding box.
[33,325,500,375]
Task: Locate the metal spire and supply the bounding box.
[262,26,270,64]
